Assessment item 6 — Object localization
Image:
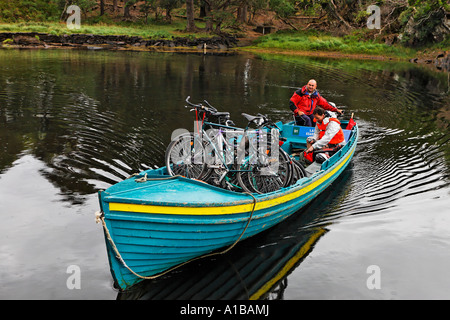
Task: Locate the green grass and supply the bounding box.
[251,30,418,59]
[2,20,444,60]
[0,19,211,40]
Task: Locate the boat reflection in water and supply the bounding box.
[117,228,325,300]
[117,168,353,300]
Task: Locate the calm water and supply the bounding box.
[0,49,449,300]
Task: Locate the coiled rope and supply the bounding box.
[97,177,257,282]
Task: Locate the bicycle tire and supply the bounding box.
[236,162,254,193]
[246,148,292,194]
[165,133,208,180]
[290,158,307,185]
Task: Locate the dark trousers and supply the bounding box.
[294,114,315,127]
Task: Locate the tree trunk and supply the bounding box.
[113,0,118,13]
[204,0,213,32]
[186,0,196,31]
[237,1,248,23]
[200,2,206,18]
[124,0,136,19]
[166,8,172,23]
[329,0,353,29]
[60,0,69,21]
[124,3,130,18]
[100,0,104,16]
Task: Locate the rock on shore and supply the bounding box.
[0,32,238,51]
[410,51,450,71]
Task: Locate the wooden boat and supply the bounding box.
[97,120,358,291]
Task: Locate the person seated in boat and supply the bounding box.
[289,79,343,127]
[302,107,346,164]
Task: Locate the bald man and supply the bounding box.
[289,79,343,127]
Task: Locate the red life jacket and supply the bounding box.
[316,117,345,145]
[303,151,314,163]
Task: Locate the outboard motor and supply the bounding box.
[315,152,330,164]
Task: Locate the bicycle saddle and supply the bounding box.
[211,111,230,117]
[241,113,263,122]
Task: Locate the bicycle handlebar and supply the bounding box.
[202,99,218,112]
[185,96,281,131]
[185,96,218,113]
[185,96,201,107]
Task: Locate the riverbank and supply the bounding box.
[0,27,448,71]
[241,29,449,70]
[242,46,450,72]
[0,31,238,52]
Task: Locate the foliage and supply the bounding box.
[408,0,450,11]
[139,0,183,22]
[0,0,447,47]
[269,0,296,18]
[401,0,450,46]
[0,20,191,39]
[251,30,417,58]
[0,0,60,22]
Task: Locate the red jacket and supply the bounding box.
[289,86,338,115]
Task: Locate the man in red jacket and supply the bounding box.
[289,79,343,126]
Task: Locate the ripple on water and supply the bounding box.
[313,122,449,227]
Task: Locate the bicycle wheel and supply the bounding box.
[165,133,208,179]
[289,158,307,186]
[209,165,243,191]
[246,148,292,194]
[236,162,254,193]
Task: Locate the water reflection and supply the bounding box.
[0,49,448,213]
[0,50,447,204]
[117,228,326,300]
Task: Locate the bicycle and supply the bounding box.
[165,97,305,193]
[165,96,243,189]
[236,113,297,194]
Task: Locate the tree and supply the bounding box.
[186,0,196,31]
[268,0,296,19]
[160,0,182,22]
[247,0,268,24]
[402,0,450,45]
[202,0,235,33]
[237,0,248,23]
[124,0,137,19]
[140,0,158,23]
[113,0,118,13]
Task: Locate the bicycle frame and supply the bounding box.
[197,122,248,184]
[181,96,283,186]
[197,121,280,184]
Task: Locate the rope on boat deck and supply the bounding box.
[98,192,257,281]
[132,173,183,182]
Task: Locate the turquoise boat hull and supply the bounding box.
[97,121,358,291]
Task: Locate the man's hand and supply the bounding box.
[294,109,304,116]
[306,145,314,153]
